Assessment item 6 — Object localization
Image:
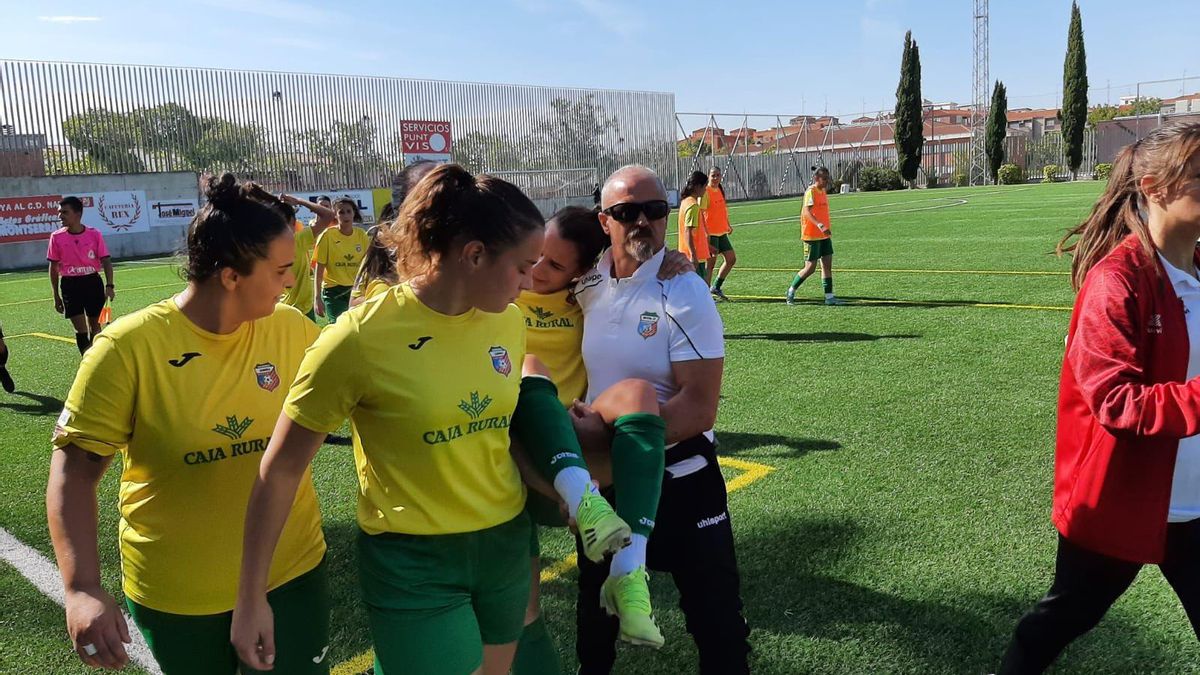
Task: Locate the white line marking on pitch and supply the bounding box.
[0,528,162,674]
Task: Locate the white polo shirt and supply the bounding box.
[574,247,724,463]
[1160,253,1200,522]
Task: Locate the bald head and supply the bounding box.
[600,165,667,210]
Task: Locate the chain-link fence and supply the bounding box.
[674,111,1110,199]
[0,60,677,193]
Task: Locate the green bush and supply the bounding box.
[859,165,903,192]
[1094,163,1113,181]
[998,163,1023,185]
[1042,164,1060,183]
[829,179,844,194]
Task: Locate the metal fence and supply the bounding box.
[676,111,1105,200]
[0,60,677,193]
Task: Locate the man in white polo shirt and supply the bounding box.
[571,165,750,674]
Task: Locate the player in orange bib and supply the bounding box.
[677,171,710,279]
[704,167,736,301]
[786,167,846,305]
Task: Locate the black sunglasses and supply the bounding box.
[602,200,671,224]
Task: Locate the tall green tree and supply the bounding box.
[1087,98,1161,127]
[62,109,146,173]
[532,95,621,173]
[61,104,267,175]
[893,30,924,185]
[985,81,1008,184]
[304,117,388,188]
[1062,1,1088,179]
[453,131,529,174]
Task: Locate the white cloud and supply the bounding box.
[193,0,348,26]
[37,16,102,23]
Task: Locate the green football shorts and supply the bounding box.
[708,234,734,253]
[126,559,331,675]
[803,238,834,261]
[357,513,532,674]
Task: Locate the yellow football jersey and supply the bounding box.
[284,283,527,535]
[516,289,586,406]
[281,225,316,313]
[315,226,369,288]
[53,300,326,615]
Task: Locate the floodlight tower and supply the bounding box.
[969,0,990,185]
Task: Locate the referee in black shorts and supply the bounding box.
[46,197,115,355]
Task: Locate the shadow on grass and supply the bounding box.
[717,431,841,459]
[736,516,1186,674]
[726,332,920,344]
[0,390,63,416]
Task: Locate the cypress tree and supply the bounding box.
[1062,1,1088,179]
[986,81,1008,183]
[894,31,924,185]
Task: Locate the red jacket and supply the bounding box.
[1054,234,1200,563]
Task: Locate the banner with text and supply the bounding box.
[149,198,200,227]
[292,189,379,225]
[401,120,453,165]
[1,191,151,244]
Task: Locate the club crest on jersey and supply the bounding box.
[254,362,280,391]
[489,346,512,376]
[638,311,659,339]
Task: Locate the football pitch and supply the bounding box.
[5,181,1200,674]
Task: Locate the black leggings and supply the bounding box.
[1001,521,1200,674]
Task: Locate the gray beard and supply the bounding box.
[625,238,655,262]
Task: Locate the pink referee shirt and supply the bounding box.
[47,227,110,277]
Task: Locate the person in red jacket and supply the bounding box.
[1000,121,1200,673]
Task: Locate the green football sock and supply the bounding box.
[611,413,666,538]
[789,273,805,291]
[714,276,726,290]
[513,616,562,675]
[512,376,590,478]
[823,277,833,295]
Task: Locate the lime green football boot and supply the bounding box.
[600,566,665,648]
[575,491,631,563]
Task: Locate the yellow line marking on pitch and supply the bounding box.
[331,456,775,675]
[736,267,1069,276]
[724,294,1071,312]
[7,332,76,344]
[0,282,182,308]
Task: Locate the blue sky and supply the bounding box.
[8,0,1198,121]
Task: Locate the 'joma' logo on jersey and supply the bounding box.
[458,392,493,420]
[168,352,201,367]
[212,415,253,440]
